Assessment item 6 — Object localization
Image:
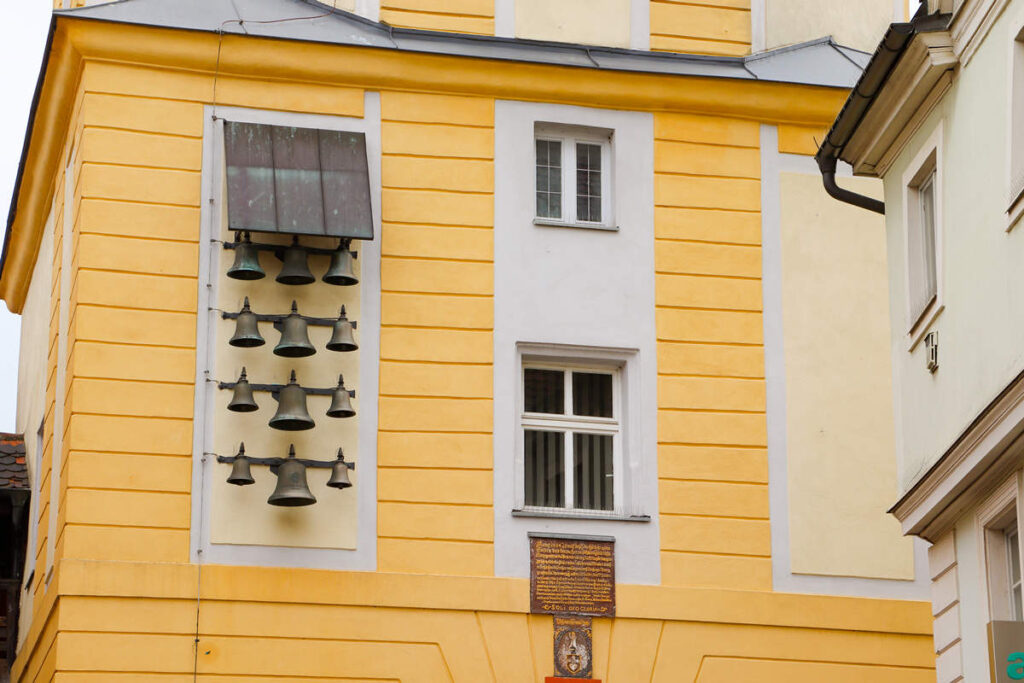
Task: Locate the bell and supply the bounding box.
[226,232,265,280]
[327,448,353,489]
[276,236,315,285]
[323,242,358,286]
[327,374,356,418]
[227,443,255,486]
[326,305,358,352]
[229,297,265,348]
[331,374,360,417]
[267,445,317,507]
[273,301,316,358]
[227,368,259,412]
[269,370,315,431]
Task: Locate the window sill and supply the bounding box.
[906,299,943,351]
[533,218,618,232]
[512,508,650,522]
[1008,189,1024,233]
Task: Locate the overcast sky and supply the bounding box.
[0,2,52,433]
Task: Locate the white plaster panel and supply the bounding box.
[493,100,659,584]
[931,566,959,615]
[191,97,381,570]
[765,0,894,52]
[933,603,961,653]
[935,641,964,683]
[495,0,648,49]
[929,529,957,578]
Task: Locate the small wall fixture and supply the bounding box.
[218,443,355,507]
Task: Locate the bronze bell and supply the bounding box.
[227,368,259,412]
[327,374,356,419]
[326,305,358,352]
[227,232,265,280]
[227,443,256,486]
[276,236,315,285]
[326,448,353,489]
[269,370,315,431]
[268,445,316,507]
[323,242,358,286]
[273,301,316,358]
[229,297,265,348]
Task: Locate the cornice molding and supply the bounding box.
[890,368,1024,542]
[0,18,851,311]
[952,0,1012,65]
[845,31,957,177]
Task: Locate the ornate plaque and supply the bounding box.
[553,615,593,678]
[530,534,615,617]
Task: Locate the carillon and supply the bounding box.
[218,443,356,507]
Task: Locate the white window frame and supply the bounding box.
[977,472,1024,622]
[1006,19,1024,230]
[534,123,615,231]
[520,362,624,514]
[902,125,944,350]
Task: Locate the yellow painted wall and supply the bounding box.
[4,18,932,683]
[654,112,770,590]
[766,0,894,52]
[515,0,632,47]
[650,0,752,56]
[379,0,494,35]
[779,171,914,580]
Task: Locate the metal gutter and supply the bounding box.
[0,15,57,295]
[814,8,952,214]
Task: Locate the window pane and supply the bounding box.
[1009,528,1023,621]
[908,171,938,323]
[525,369,564,414]
[573,433,613,511]
[576,142,602,223]
[525,430,565,507]
[536,139,562,219]
[572,372,613,418]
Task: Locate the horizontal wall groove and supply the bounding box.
[382,253,493,265]
[380,289,491,299]
[655,237,761,248]
[656,338,764,348]
[83,123,203,141]
[651,0,751,13]
[78,229,199,245]
[70,339,196,352]
[659,407,766,416]
[379,394,493,401]
[659,477,767,486]
[656,304,762,314]
[80,193,200,209]
[68,299,197,315]
[67,485,191,496]
[66,411,193,423]
[650,33,750,46]
[382,219,493,230]
[381,185,493,197]
[64,521,188,532]
[377,499,492,507]
[380,324,494,332]
[655,169,759,181]
[658,441,766,449]
[659,511,769,520]
[654,138,758,151]
[380,6,494,20]
[654,270,760,281]
[378,535,492,545]
[381,120,493,131]
[660,548,770,559]
[73,266,197,280]
[383,152,493,162]
[378,358,492,367]
[377,429,492,435]
[655,205,760,214]
[81,160,199,175]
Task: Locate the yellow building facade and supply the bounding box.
[2,1,937,681]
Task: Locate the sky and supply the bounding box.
[0,2,53,433]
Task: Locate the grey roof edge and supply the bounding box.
[51,0,866,89]
[815,7,954,173]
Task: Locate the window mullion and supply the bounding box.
[564,137,575,224]
[565,430,574,510]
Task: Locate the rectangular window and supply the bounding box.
[534,125,612,228]
[908,168,938,327]
[1010,526,1023,621]
[522,365,619,512]
[223,120,374,239]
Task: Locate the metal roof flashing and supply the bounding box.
[51,0,867,89]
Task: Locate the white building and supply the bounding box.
[819,1,1024,680]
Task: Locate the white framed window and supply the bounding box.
[521,363,622,513]
[534,124,614,230]
[1007,21,1024,229]
[902,126,943,349]
[978,474,1024,622]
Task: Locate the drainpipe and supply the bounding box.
[817,155,885,215]
[814,10,950,215]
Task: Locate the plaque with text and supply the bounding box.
[530,534,615,617]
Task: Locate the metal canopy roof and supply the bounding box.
[55,0,869,89]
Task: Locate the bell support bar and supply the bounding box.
[216,448,355,472]
[217,378,356,399]
[222,232,359,259]
[221,306,357,329]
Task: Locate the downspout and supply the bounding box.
[814,10,949,214]
[817,155,885,214]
